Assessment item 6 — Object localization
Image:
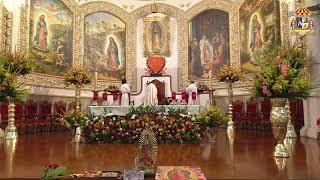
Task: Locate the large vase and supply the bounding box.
[4,101,18,140]
[270,98,290,158]
[73,127,81,143]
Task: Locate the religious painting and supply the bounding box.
[30,0,73,76]
[84,12,126,80]
[144,16,170,57]
[240,0,281,71]
[188,10,230,80]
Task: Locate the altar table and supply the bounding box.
[89,105,201,116]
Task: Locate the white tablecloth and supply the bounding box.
[89,105,201,116]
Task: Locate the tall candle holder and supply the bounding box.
[227,82,234,139]
[4,98,18,140]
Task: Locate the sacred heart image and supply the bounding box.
[147,56,166,75]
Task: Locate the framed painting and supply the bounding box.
[84,12,126,81]
[188,10,230,80]
[30,0,73,76]
[240,0,281,71]
[144,16,170,57]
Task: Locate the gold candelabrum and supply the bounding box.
[4,99,18,140]
[285,99,297,138]
[75,85,81,112]
[73,86,81,143]
[227,82,234,139]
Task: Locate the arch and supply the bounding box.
[178,0,240,90]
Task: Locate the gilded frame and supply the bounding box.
[16,0,290,92]
[0,4,12,53]
[143,15,171,57]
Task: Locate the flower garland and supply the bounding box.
[83,113,203,144]
[252,45,311,98]
[217,65,242,83]
[64,65,91,87]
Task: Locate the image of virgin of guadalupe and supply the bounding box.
[107,37,120,71]
[33,15,48,52]
[151,21,162,53]
[250,15,263,51]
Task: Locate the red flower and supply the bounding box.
[46,163,59,169]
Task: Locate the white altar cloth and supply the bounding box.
[89,105,201,116]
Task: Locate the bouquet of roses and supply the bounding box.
[41,163,66,180]
[64,65,91,87]
[197,82,209,93]
[196,106,228,128]
[105,84,119,93]
[217,65,242,83]
[60,110,90,129]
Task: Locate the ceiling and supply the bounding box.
[75,0,205,12]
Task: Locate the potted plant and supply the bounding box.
[196,106,228,142]
[252,45,311,157]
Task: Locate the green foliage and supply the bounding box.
[252,45,311,99]
[0,51,33,103]
[196,106,228,128]
[59,110,90,129]
[41,165,66,180]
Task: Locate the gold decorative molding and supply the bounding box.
[129,3,185,92]
[0,4,12,53]
[19,0,80,89]
[79,2,130,90]
[180,0,241,91]
[280,1,290,45]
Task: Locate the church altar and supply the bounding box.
[89,105,201,116]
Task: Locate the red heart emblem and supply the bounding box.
[147,56,166,74]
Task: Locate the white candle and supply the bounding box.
[95,72,98,87]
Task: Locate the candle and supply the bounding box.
[95,71,98,87]
[209,70,213,90]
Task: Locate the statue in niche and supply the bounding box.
[151,21,162,53]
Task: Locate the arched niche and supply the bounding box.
[128,3,185,92]
[180,0,241,90]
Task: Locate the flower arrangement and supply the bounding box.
[83,109,203,144]
[64,65,91,87]
[196,106,228,128]
[41,163,66,180]
[252,45,311,98]
[197,82,209,93]
[105,84,119,93]
[0,51,33,102]
[59,110,90,129]
[217,65,242,83]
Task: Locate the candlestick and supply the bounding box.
[209,70,213,90]
[94,71,98,88]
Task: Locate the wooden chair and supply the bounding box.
[54,101,67,131]
[151,79,166,105]
[232,100,243,128]
[260,98,271,130]
[14,102,25,134]
[0,103,8,129]
[246,100,258,129]
[38,101,52,133]
[25,100,38,133]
